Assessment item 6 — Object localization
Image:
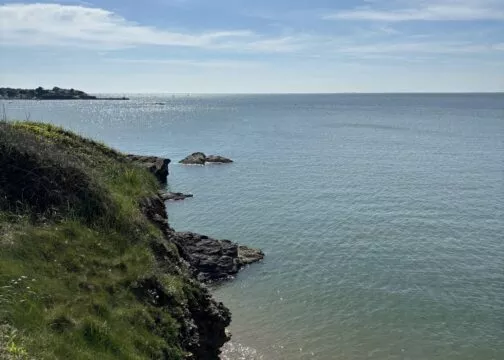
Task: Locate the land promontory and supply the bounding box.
[0,87,128,100]
[0,121,262,359]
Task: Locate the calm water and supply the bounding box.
[2,94,504,359]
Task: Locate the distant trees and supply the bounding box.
[0,87,96,100]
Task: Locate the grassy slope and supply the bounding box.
[0,122,203,359]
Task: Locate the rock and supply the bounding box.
[171,232,264,283]
[131,276,231,359]
[238,245,265,265]
[126,155,170,183]
[159,191,194,201]
[179,152,233,165]
[179,152,207,165]
[139,195,231,358]
[205,155,233,164]
[139,194,173,235]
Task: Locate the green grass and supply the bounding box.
[0,122,204,359]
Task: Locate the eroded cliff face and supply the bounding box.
[0,123,237,360]
[140,194,231,359]
[137,155,264,358]
[126,155,171,184]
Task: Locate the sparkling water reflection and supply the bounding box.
[2,94,503,359]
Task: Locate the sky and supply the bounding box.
[0,0,503,93]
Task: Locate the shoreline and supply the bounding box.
[1,97,130,101]
[0,122,263,359]
[128,154,264,283]
[0,86,129,101]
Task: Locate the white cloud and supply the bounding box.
[1,2,503,61]
[338,41,495,54]
[106,58,264,69]
[0,3,299,52]
[325,0,504,21]
[221,36,311,53]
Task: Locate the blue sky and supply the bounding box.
[1,0,503,93]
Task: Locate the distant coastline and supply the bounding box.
[0,87,129,100]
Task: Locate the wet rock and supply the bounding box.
[171,232,264,283]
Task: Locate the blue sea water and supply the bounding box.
[2,94,503,359]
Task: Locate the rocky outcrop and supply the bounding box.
[142,193,264,284]
[140,193,231,358]
[179,152,233,165]
[179,152,207,165]
[126,154,170,183]
[160,191,194,201]
[138,150,263,356]
[131,275,231,360]
[205,155,233,164]
[171,232,264,283]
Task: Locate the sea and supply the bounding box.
[2,93,503,360]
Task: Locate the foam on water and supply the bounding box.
[220,342,264,360]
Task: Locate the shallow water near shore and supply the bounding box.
[3,94,503,359]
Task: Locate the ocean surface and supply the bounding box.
[2,94,503,360]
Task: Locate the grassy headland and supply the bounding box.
[0,122,229,359]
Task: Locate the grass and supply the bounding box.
[0,122,216,359]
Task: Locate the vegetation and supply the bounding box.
[0,87,128,100]
[0,87,97,100]
[0,122,220,359]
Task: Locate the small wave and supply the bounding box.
[220,341,264,360]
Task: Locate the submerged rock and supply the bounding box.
[238,245,266,265]
[179,152,233,165]
[126,154,170,183]
[159,191,194,201]
[171,232,264,283]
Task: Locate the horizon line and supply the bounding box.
[87,91,504,95]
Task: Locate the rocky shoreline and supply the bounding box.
[173,232,264,283]
[1,122,251,359]
[131,154,263,282]
[180,152,233,165]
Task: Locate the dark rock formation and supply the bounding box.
[179,152,207,165]
[142,193,264,285]
[139,151,262,356]
[140,193,231,358]
[160,191,194,201]
[139,194,174,235]
[179,152,233,165]
[205,155,233,164]
[131,275,231,360]
[126,155,170,183]
[171,232,264,283]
